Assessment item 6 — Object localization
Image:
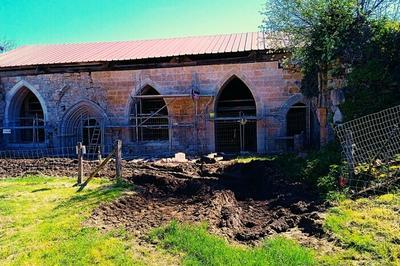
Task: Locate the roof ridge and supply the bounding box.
[16,32,260,47]
[0,32,284,69]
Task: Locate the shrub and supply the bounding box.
[275,143,342,195]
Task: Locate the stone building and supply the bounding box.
[0,32,316,156]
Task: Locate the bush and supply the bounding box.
[274,143,343,197]
[341,21,400,121]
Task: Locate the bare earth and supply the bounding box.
[86,159,330,245]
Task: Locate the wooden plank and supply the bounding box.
[77,148,115,192]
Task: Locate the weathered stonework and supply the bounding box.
[0,60,309,155]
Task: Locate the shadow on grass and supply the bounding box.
[53,180,133,215]
[31,188,52,193]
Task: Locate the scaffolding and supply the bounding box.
[0,83,313,155]
[7,115,45,144]
[127,91,210,154]
[214,77,258,153]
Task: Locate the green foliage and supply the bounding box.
[274,143,342,195]
[151,221,315,266]
[341,21,400,120]
[262,0,400,108]
[0,176,141,265]
[350,154,400,191]
[323,193,400,264]
[317,164,342,193]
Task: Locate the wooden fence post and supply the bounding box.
[77,142,83,184]
[115,140,122,179]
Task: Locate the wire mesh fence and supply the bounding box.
[0,145,115,178]
[335,105,400,196]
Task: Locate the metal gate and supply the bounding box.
[215,119,257,153]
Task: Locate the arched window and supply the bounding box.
[61,101,105,149]
[215,77,257,152]
[9,88,45,144]
[130,86,169,141]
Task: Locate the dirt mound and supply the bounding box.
[87,159,326,244]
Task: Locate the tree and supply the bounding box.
[261,0,400,143]
[341,20,400,119]
[0,38,15,53]
[262,0,399,97]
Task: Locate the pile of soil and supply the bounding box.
[87,159,326,244]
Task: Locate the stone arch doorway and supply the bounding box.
[286,102,308,150]
[129,85,169,142]
[214,76,257,153]
[287,102,307,136]
[7,86,45,144]
[61,101,107,150]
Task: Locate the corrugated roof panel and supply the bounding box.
[189,35,210,55]
[238,32,247,52]
[220,34,231,53]
[232,33,246,52]
[129,39,160,60]
[202,36,216,53]
[118,40,149,61]
[167,37,191,57]
[225,34,235,53]
[148,38,173,58]
[210,34,227,54]
[257,32,266,50]
[179,36,199,56]
[204,34,221,54]
[0,32,286,68]
[244,32,253,51]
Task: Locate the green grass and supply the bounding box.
[0,176,140,265]
[322,192,400,265]
[150,221,315,266]
[235,155,274,164]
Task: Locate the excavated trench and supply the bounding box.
[0,156,328,244]
[87,159,327,244]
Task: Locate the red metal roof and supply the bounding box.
[0,32,286,69]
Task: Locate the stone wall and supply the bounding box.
[0,61,307,155]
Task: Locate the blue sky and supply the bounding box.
[0,0,265,47]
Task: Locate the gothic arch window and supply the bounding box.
[61,101,106,149]
[130,86,169,141]
[8,87,45,144]
[214,76,257,152]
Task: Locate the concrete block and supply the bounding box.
[174,152,187,162]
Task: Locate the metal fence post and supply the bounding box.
[115,140,122,179]
[77,142,83,184]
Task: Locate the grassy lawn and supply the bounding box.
[1,176,399,265]
[151,222,315,266]
[0,176,177,266]
[322,193,400,265]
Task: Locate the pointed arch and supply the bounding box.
[129,85,169,142]
[5,80,47,144]
[5,80,47,125]
[277,94,311,150]
[214,75,257,153]
[277,93,307,118]
[215,72,258,106]
[60,100,108,147]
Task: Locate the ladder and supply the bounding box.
[90,126,101,146]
